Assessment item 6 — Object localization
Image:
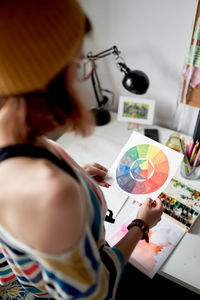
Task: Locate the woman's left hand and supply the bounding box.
[81,163,110,188]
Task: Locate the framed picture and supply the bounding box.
[117,96,155,125]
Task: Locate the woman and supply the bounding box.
[0,1,163,299]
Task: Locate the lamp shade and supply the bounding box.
[118,63,149,94]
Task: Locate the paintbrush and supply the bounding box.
[179,139,192,173]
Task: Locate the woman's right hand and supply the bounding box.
[136,197,163,228]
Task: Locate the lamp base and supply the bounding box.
[91,107,111,126]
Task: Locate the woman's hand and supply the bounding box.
[81,163,110,188]
[136,197,163,228]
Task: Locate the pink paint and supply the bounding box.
[109,220,172,277]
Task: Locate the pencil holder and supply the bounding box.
[180,161,200,180]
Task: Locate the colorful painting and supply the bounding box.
[117,96,155,125]
[123,101,149,120]
[116,144,169,194]
[107,207,186,278]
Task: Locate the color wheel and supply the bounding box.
[116,144,169,194]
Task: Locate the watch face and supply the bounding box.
[116,144,169,195]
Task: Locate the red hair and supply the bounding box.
[0,72,94,143]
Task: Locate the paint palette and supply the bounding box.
[159,192,199,229]
[159,179,200,229]
[116,144,169,194]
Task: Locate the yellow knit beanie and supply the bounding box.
[0,0,85,96]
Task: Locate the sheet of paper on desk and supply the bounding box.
[104,131,183,218]
[106,200,186,278]
[65,133,123,167]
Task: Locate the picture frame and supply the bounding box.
[117,96,155,125]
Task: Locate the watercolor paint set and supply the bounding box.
[159,192,199,229]
[159,179,200,230]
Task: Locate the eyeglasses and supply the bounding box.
[72,57,95,82]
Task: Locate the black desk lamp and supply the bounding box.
[87,45,149,125]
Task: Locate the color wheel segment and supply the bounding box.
[116,144,169,194]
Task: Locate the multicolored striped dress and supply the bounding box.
[0,141,124,299]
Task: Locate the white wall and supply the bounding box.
[78,0,199,135]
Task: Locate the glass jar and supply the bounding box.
[181,161,200,180]
[165,133,183,152]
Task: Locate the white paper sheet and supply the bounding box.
[104,131,183,217]
[106,200,186,278]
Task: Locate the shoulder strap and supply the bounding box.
[0,144,78,180]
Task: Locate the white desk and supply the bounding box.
[57,112,200,295]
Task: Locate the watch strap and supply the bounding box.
[127,219,149,243]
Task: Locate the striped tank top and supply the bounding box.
[0,141,124,299]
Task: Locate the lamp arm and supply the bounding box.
[88,45,125,108]
[91,69,104,107]
[87,45,120,61]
